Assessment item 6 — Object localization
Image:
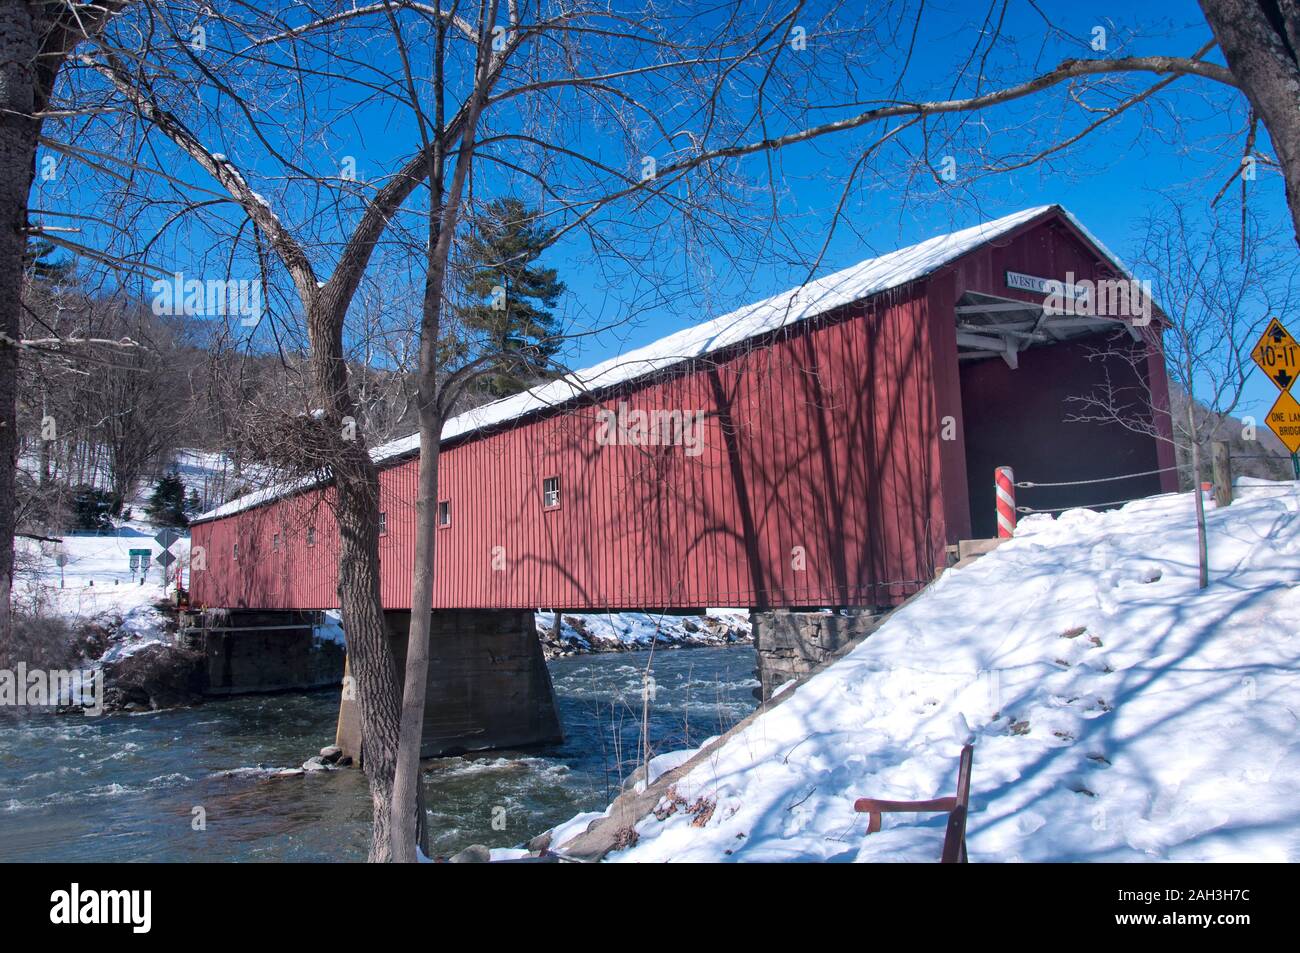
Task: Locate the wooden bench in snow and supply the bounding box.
[853,744,973,863]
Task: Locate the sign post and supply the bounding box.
[154,528,182,587]
[128,548,151,584]
[1251,317,1300,477]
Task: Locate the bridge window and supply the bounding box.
[232,542,239,561]
[437,500,451,528]
[378,512,388,536]
[306,526,317,547]
[543,476,560,509]
[272,533,281,552]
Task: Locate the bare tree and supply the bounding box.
[67,3,485,859]
[0,0,131,641]
[1199,0,1300,243]
[1068,199,1298,588]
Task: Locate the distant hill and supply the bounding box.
[1171,387,1294,487]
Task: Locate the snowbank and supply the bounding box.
[563,482,1300,862]
[13,529,180,705]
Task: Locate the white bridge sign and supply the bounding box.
[1005,270,1089,302]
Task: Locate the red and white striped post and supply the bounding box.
[995,466,1016,538]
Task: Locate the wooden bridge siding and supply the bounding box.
[426,282,945,609]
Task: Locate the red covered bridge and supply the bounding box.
[188,204,1178,756]
[190,204,1175,615]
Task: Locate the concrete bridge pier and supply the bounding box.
[180,608,346,694]
[335,608,563,764]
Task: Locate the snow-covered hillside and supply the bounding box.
[557,480,1300,862]
[12,529,184,675]
[15,530,184,618]
[11,446,230,622]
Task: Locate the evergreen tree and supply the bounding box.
[459,198,565,397]
[23,238,73,283]
[70,485,122,533]
[146,471,190,527]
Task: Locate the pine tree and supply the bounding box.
[146,471,190,527]
[24,238,73,283]
[459,198,565,397]
[70,485,123,533]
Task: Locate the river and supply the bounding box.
[0,645,757,862]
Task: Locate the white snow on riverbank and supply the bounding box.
[559,480,1300,862]
[539,608,751,653]
[11,529,181,675]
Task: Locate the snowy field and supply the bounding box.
[11,446,237,627]
[555,480,1300,862]
[15,529,181,618]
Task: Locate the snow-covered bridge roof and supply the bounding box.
[194,203,1120,524]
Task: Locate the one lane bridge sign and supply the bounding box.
[1252,317,1300,392]
[1266,388,1300,455]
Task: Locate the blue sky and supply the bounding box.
[556,0,1279,421]
[37,0,1296,425]
[535,0,1293,422]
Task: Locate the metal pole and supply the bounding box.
[1293,452,1299,481]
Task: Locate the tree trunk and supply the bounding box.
[390,408,441,863]
[1188,402,1210,589]
[389,15,494,861]
[304,294,412,862]
[0,1,126,639]
[0,2,45,641]
[333,464,406,862]
[389,188,454,864]
[1200,0,1300,244]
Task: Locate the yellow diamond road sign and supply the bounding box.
[1266,388,1300,454]
[1252,317,1300,392]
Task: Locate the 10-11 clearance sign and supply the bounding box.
[1252,317,1300,456]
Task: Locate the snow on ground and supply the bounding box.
[98,606,173,663]
[12,517,188,677]
[564,480,1300,862]
[14,527,185,623]
[11,446,235,625]
[170,449,250,512]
